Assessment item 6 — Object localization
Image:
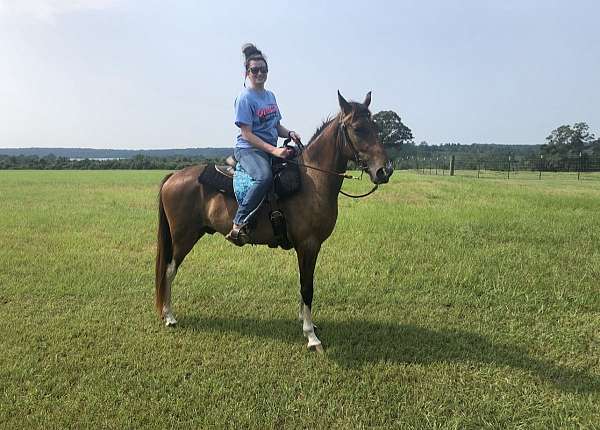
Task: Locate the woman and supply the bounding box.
[226,44,301,245]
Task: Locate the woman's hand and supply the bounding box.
[271,147,294,159]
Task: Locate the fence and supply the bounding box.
[393,154,600,180]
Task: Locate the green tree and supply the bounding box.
[591,138,600,155]
[542,122,596,157]
[372,110,413,148]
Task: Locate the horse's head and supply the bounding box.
[337,91,394,184]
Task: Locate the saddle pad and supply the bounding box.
[233,163,257,203]
[198,164,235,195]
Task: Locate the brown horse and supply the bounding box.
[155,91,393,352]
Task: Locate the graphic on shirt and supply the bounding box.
[257,104,279,124]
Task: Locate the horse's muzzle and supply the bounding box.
[375,161,394,184]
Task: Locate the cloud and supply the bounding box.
[0,0,119,22]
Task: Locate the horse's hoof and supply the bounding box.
[308,343,324,354]
[164,316,178,327]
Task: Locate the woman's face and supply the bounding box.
[246,59,268,87]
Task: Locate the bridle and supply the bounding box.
[285,115,380,199]
[339,120,369,172]
[337,119,379,198]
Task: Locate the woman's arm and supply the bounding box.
[276,123,290,138]
[240,125,293,159]
[276,123,302,142]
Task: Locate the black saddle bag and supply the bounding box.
[272,158,301,199]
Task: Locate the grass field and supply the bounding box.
[1,170,599,429]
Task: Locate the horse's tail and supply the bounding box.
[155,173,174,315]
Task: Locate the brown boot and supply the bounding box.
[225,224,249,246]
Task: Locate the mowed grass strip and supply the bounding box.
[0,170,598,429]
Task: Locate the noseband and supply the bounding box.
[339,120,369,172]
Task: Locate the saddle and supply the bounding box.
[198,154,301,249]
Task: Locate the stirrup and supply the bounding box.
[225,224,249,246]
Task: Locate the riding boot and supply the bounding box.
[225,224,250,247]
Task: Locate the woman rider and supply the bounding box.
[226,44,301,245]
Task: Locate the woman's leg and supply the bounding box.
[232,147,273,226]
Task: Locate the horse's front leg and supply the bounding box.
[296,241,323,353]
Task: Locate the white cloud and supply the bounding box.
[0,0,119,22]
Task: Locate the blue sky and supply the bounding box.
[1,0,598,149]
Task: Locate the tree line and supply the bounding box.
[2,112,598,170]
[372,110,600,161]
[0,154,221,170]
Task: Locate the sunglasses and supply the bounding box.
[248,66,268,75]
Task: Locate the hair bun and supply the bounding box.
[242,43,261,59]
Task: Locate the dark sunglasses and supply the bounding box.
[248,66,268,75]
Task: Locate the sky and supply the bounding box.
[1,0,599,149]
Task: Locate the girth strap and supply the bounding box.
[267,192,293,250]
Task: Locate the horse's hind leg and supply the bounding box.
[161,231,204,326]
[162,260,178,326]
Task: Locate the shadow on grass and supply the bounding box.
[179,315,598,393]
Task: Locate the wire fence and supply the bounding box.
[393,154,600,181]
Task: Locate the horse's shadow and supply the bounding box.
[179,314,598,393]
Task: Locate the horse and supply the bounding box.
[155,91,393,352]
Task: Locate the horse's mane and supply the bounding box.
[307,116,335,146]
[307,102,369,146]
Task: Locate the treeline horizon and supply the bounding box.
[0,154,223,170]
[3,113,598,170]
[0,142,578,170]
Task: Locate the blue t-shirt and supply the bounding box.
[234,88,282,149]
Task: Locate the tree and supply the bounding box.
[592,138,600,155]
[542,122,596,157]
[372,110,413,148]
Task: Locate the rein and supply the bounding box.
[283,120,379,199]
[339,184,379,198]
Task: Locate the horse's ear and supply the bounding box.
[338,90,352,115]
[363,91,371,108]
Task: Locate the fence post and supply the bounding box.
[539,154,543,180]
[450,155,455,176]
[508,154,511,180]
[578,151,582,180]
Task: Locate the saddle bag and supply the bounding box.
[272,158,301,199]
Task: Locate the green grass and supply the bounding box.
[1,170,599,429]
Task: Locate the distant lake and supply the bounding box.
[69,157,125,161]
